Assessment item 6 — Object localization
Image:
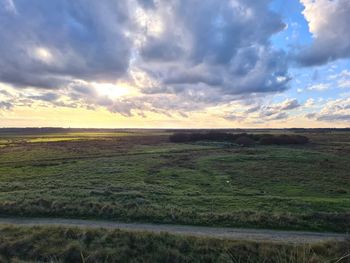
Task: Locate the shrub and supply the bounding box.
[334,188,347,194]
[260,134,309,145]
[235,136,256,147]
[170,132,309,146]
[169,133,191,143]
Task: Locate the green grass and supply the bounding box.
[0,130,349,232]
[0,132,138,145]
[0,225,348,263]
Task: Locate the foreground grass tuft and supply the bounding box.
[0,225,349,263]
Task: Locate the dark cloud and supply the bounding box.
[0,89,11,96]
[0,101,13,110]
[107,99,140,117]
[268,112,288,121]
[28,92,60,102]
[0,0,291,116]
[223,113,246,122]
[317,114,350,122]
[139,0,290,99]
[141,37,184,62]
[245,105,261,114]
[280,99,300,110]
[0,0,132,88]
[305,113,316,119]
[163,66,223,87]
[137,0,155,9]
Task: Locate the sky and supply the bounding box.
[0,0,350,128]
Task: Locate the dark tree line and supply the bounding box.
[259,134,309,145]
[169,132,309,146]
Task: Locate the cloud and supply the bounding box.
[279,98,301,110]
[0,0,133,89]
[1,0,17,14]
[0,101,13,110]
[261,98,300,116]
[306,97,350,122]
[304,98,315,107]
[138,0,290,100]
[28,92,60,102]
[339,80,350,89]
[223,114,245,122]
[297,0,350,66]
[307,83,330,91]
[223,98,299,123]
[305,112,316,119]
[137,0,155,9]
[269,112,288,121]
[0,0,290,117]
[336,70,350,88]
[328,70,350,88]
[318,114,350,122]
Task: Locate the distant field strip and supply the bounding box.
[0,145,219,165]
[0,217,347,244]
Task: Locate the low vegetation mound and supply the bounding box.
[169,132,309,146]
[234,136,256,147]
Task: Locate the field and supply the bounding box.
[0,129,349,233]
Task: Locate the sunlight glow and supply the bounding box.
[135,8,164,36]
[93,83,130,98]
[34,47,53,63]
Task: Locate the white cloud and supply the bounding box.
[33,47,54,64]
[297,0,350,66]
[1,0,17,14]
[307,83,330,91]
[329,70,350,88]
[306,96,350,122]
[339,80,350,89]
[304,98,315,107]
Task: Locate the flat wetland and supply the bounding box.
[0,129,349,232]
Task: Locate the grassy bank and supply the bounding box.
[0,225,349,263]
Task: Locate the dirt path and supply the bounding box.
[0,217,347,244]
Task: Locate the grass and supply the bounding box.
[0,225,349,263]
[0,132,138,145]
[0,129,349,232]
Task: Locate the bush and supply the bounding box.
[235,136,256,147]
[260,134,309,145]
[169,132,309,146]
[168,133,191,143]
